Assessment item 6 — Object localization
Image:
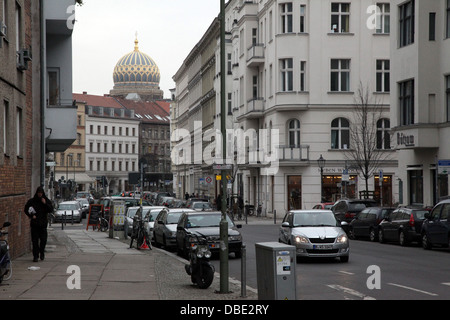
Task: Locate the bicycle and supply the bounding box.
[129,215,151,250]
[0,222,12,284]
[98,216,109,232]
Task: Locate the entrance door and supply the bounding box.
[287,176,302,210]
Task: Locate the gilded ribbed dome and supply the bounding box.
[113,38,160,88]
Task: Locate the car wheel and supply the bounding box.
[378,229,385,243]
[348,227,356,240]
[369,228,377,242]
[399,231,409,246]
[422,233,432,250]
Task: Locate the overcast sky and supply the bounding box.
[72,0,220,99]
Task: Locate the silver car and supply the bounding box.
[124,206,154,237]
[54,201,82,223]
[153,208,195,249]
[279,210,349,262]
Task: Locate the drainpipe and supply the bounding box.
[40,0,46,188]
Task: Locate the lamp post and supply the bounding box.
[317,154,326,202]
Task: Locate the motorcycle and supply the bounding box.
[0,222,12,284]
[184,233,215,289]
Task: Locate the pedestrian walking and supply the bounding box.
[24,186,53,262]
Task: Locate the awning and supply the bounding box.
[73,173,95,184]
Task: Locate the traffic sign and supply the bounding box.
[205,176,213,184]
[438,160,450,174]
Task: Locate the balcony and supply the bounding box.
[45,0,77,35]
[247,44,265,67]
[394,125,439,150]
[277,145,310,164]
[45,99,77,152]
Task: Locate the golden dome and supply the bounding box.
[113,37,160,88]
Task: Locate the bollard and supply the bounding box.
[241,244,247,298]
[71,210,74,225]
[62,211,65,230]
[274,210,276,224]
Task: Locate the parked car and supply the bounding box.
[143,207,166,241]
[421,199,450,250]
[191,202,213,211]
[75,198,90,219]
[349,207,395,241]
[176,211,242,258]
[124,206,153,237]
[54,201,82,223]
[378,207,428,246]
[331,199,378,231]
[312,202,334,210]
[153,208,195,249]
[278,210,349,262]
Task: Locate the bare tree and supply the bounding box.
[344,82,392,197]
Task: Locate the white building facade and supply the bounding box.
[85,105,140,194]
[390,0,450,206]
[173,0,400,213]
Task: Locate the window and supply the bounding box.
[446,75,450,122]
[252,28,257,45]
[227,92,232,115]
[399,79,414,125]
[376,119,391,150]
[15,2,21,54]
[288,119,300,147]
[227,53,232,74]
[409,169,423,205]
[3,100,9,154]
[429,12,436,41]
[16,107,23,156]
[330,59,350,92]
[376,60,390,92]
[47,69,60,106]
[252,75,258,98]
[447,0,450,38]
[399,0,414,47]
[280,3,293,33]
[376,3,390,34]
[299,5,306,33]
[280,58,293,92]
[331,118,350,149]
[299,61,306,92]
[331,3,350,33]
[1,0,8,37]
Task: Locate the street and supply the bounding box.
[211,223,450,300]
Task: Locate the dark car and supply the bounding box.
[153,208,195,249]
[378,207,428,246]
[331,199,378,232]
[349,207,395,241]
[176,211,242,258]
[421,199,450,250]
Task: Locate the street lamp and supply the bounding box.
[317,154,326,202]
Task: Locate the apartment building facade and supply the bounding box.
[173,0,399,213]
[390,0,450,206]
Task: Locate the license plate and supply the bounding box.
[209,243,219,248]
[313,245,333,250]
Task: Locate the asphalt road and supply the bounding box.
[211,224,450,300]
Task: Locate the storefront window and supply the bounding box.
[322,174,357,202]
[288,176,302,210]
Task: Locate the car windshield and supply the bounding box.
[293,211,337,227]
[193,203,211,209]
[186,213,233,228]
[146,210,160,222]
[324,204,333,210]
[58,203,78,210]
[127,208,139,218]
[167,212,183,224]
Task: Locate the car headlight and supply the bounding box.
[229,235,242,241]
[294,235,309,244]
[336,234,348,244]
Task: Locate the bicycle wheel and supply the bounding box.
[100,219,109,232]
[0,253,12,282]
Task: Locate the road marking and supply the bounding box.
[387,283,438,297]
[327,284,376,300]
[339,271,355,275]
[442,282,450,287]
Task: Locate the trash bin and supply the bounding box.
[255,242,296,300]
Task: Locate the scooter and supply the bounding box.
[184,233,215,289]
[0,222,12,284]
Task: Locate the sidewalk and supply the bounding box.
[0,215,276,300]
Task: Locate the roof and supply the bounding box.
[73,92,123,109]
[114,97,170,125]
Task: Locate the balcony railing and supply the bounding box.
[247,44,265,67]
[277,145,310,162]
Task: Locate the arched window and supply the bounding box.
[377,118,391,149]
[288,119,300,147]
[331,118,350,149]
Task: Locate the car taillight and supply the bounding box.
[409,214,415,227]
[345,212,353,219]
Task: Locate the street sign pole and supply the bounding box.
[219,0,229,294]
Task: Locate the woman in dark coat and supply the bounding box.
[24,186,53,262]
